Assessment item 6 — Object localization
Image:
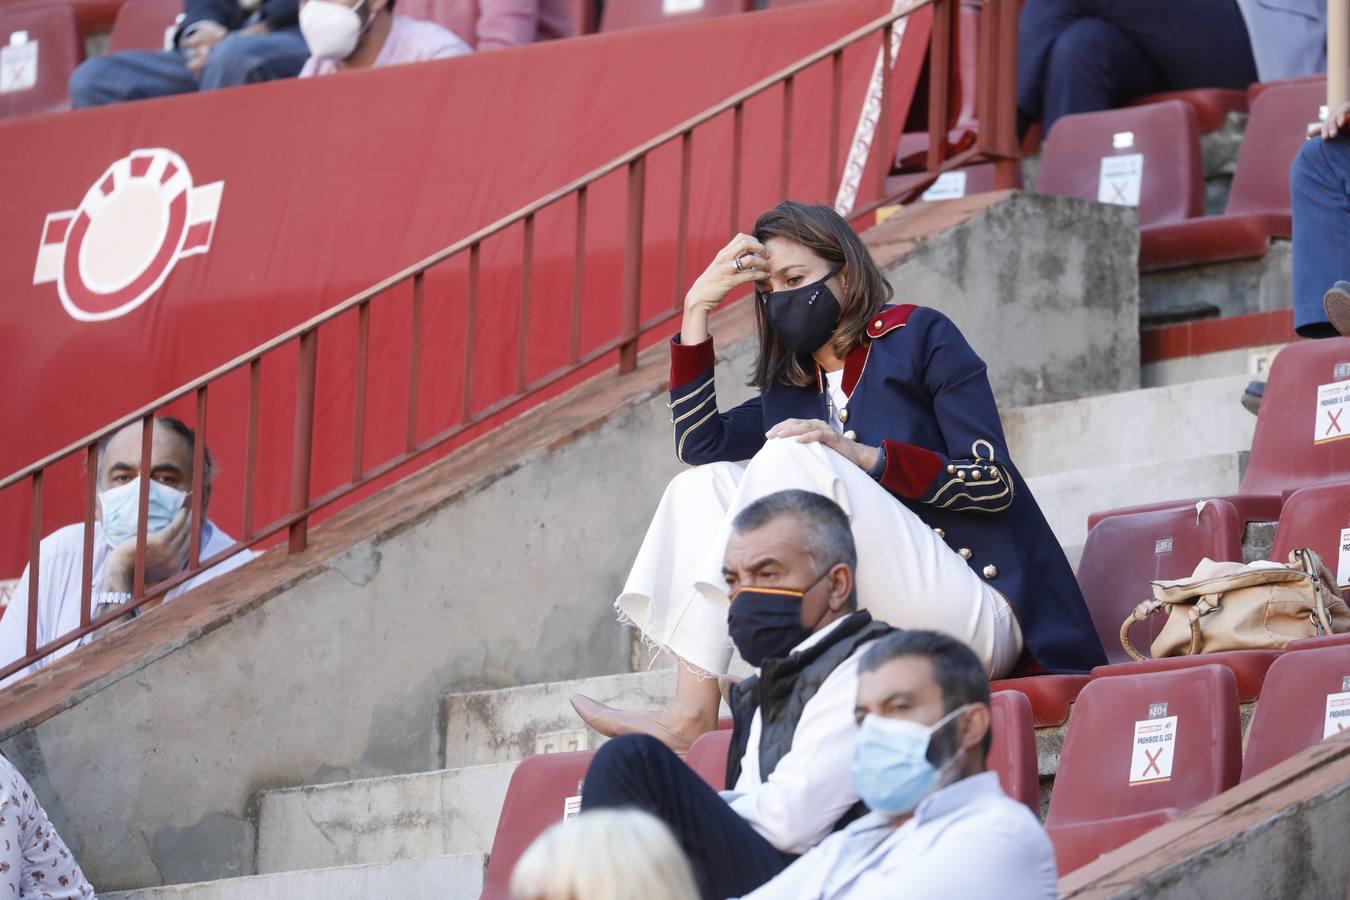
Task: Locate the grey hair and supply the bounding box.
[730,489,858,607]
[96,416,215,486]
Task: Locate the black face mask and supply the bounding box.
[759,264,845,356]
[727,570,832,667]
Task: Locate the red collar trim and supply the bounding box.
[841,341,870,398]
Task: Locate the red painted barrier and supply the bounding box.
[0,0,939,581]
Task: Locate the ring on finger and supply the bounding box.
[733,256,747,272]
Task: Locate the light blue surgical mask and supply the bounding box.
[851,704,970,817]
[99,477,188,549]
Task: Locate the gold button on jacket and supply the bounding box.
[838,408,849,423]
[983,564,998,579]
[958,548,973,560]
[843,429,857,441]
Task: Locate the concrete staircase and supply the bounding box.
[95,370,1264,899]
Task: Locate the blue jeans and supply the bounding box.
[1017,0,1258,131]
[69,27,309,107]
[1291,137,1350,337]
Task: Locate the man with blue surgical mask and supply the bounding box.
[582,490,895,900]
[737,630,1057,900]
[0,417,253,687]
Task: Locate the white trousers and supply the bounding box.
[617,440,1023,678]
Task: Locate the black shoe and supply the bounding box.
[1324,281,1350,337]
[1241,380,1264,416]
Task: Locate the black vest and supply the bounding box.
[725,611,894,827]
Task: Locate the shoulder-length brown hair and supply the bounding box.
[750,201,892,390]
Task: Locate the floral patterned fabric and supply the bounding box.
[0,755,94,898]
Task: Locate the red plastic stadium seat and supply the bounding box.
[1078,501,1244,665]
[1138,79,1323,272]
[987,674,1087,728]
[1268,480,1350,572]
[1045,665,1242,875]
[106,0,179,53]
[686,728,732,791]
[481,750,595,900]
[0,3,82,119]
[1128,88,1247,133]
[1247,75,1325,104]
[1036,100,1204,228]
[568,0,597,34]
[600,0,751,32]
[988,690,1040,814]
[1242,645,1350,781]
[1088,337,1350,536]
[892,0,981,172]
[1091,650,1280,703]
[1288,632,1350,651]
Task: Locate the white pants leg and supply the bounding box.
[616,440,1023,678]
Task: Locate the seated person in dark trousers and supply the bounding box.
[1294,101,1350,338]
[69,0,309,107]
[582,490,895,900]
[736,631,1057,900]
[1017,0,1318,135]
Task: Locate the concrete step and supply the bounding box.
[103,853,485,900]
[1027,450,1248,548]
[1004,374,1255,478]
[442,669,675,769]
[256,764,515,875]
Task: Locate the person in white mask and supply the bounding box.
[297,0,470,77]
[0,417,253,688]
[737,629,1058,900]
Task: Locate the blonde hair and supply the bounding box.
[509,809,700,900]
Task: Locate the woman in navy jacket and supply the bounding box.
[572,201,1105,750]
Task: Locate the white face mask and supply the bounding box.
[300,0,370,60]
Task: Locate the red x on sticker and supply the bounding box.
[1111,181,1129,204]
[1327,408,1344,437]
[1143,748,1164,777]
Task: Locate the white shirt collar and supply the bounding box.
[843,770,1003,835]
[791,613,853,655]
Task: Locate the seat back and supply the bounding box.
[0,3,81,119]
[1268,480,1350,582]
[988,690,1039,814]
[1227,78,1326,216]
[1241,338,1350,496]
[686,728,733,791]
[1036,100,1204,227]
[481,750,595,900]
[107,0,182,53]
[1046,665,1242,829]
[1077,500,1244,664]
[1242,645,1350,781]
[601,0,751,32]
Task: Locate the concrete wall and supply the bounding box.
[0,191,1143,892]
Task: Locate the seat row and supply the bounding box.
[476,639,1350,897]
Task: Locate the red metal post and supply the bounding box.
[188,386,207,569]
[26,470,42,657]
[518,215,534,393]
[877,23,894,199]
[132,413,153,599]
[353,300,370,480]
[462,243,480,421]
[619,156,646,375]
[829,50,843,198]
[80,444,96,627]
[730,103,744,234]
[407,276,425,452]
[242,358,261,539]
[780,76,795,200]
[571,188,587,363]
[288,330,319,553]
[927,0,953,173]
[675,132,692,310]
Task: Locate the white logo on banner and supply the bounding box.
[1099,154,1144,207]
[1129,714,1177,785]
[1338,527,1350,588]
[1314,381,1350,445]
[32,148,223,323]
[663,0,703,12]
[0,32,38,93]
[1324,690,1350,739]
[921,170,968,202]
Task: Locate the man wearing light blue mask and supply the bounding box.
[0,417,253,687]
[737,630,1057,900]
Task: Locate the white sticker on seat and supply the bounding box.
[1314,381,1350,445]
[0,34,38,94]
[563,793,582,822]
[921,171,968,201]
[1324,689,1350,739]
[664,0,705,12]
[1098,153,1143,207]
[1130,714,1177,785]
[1337,527,1350,588]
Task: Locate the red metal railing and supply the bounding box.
[0,0,1018,683]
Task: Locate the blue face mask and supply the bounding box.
[99,477,188,549]
[851,705,970,817]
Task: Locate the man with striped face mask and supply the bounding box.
[297,0,470,76]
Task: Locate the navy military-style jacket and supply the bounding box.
[669,303,1107,675]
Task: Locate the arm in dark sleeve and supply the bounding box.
[260,0,300,30]
[177,0,243,42]
[875,311,1016,514]
[670,335,767,465]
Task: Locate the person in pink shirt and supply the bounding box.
[297,0,473,76]
[440,0,575,51]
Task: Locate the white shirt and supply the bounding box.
[739,772,1058,900]
[723,616,870,855]
[0,520,253,687]
[824,369,847,434]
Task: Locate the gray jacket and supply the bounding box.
[1236,0,1327,82]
